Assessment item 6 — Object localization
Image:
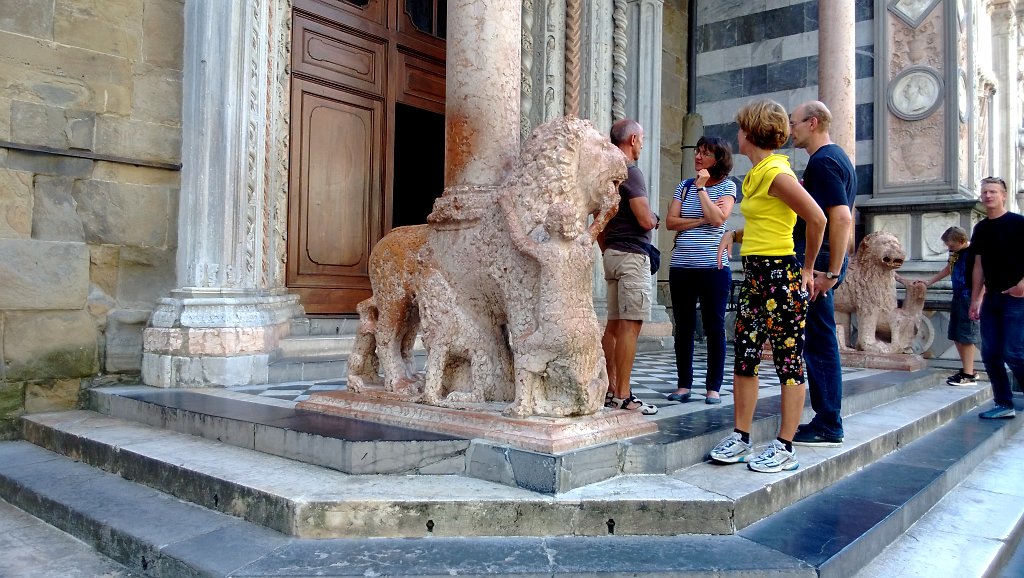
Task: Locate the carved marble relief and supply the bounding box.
[921,212,961,260]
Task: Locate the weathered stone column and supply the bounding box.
[818,0,857,162]
[445,0,522,187]
[142,0,301,388]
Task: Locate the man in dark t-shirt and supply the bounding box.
[599,119,659,415]
[788,101,856,447]
[969,176,1024,419]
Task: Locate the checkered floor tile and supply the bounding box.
[229,345,875,406]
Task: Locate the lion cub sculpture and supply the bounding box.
[347,116,628,418]
[834,231,932,354]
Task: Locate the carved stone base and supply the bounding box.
[760,347,927,372]
[837,350,927,371]
[142,288,304,388]
[298,389,659,454]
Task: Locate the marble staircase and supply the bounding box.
[0,364,1022,575]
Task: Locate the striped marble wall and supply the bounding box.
[692,0,875,199]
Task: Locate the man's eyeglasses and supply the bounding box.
[981,176,1007,188]
[789,117,811,128]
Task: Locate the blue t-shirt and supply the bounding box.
[948,246,974,300]
[793,143,856,253]
[670,178,737,268]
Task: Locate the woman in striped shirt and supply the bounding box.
[665,136,737,404]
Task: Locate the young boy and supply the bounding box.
[920,226,980,385]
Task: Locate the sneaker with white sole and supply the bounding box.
[979,405,1016,419]
[709,432,753,463]
[946,372,978,386]
[746,440,799,473]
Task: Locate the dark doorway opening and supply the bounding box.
[392,103,445,227]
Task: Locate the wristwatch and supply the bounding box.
[824,271,841,279]
[696,186,707,192]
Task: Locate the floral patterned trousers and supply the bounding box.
[733,255,808,386]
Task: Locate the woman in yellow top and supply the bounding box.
[708,100,826,474]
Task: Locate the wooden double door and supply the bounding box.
[288,0,446,314]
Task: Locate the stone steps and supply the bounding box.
[13,380,997,539]
[2,396,1021,576]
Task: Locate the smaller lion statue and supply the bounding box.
[834,231,933,354]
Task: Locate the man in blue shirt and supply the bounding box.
[788,101,856,447]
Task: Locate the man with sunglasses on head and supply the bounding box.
[969,176,1024,419]
[787,101,856,447]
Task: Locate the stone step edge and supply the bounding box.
[23,385,990,538]
[628,368,959,475]
[737,400,1024,578]
[681,384,993,533]
[0,441,817,578]
[6,402,1020,578]
[853,425,1024,578]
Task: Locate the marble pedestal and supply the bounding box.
[837,350,927,371]
[298,388,659,454]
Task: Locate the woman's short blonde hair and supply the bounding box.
[736,100,790,151]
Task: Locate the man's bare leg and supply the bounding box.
[606,319,643,399]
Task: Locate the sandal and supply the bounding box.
[609,394,658,415]
[604,391,616,408]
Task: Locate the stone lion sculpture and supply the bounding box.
[834,231,933,354]
[347,116,627,417]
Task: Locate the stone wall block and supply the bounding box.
[0,167,33,239]
[0,382,22,414]
[0,0,55,38]
[0,33,133,115]
[32,175,86,242]
[72,179,170,246]
[3,150,94,179]
[142,0,185,71]
[117,246,175,308]
[24,378,82,413]
[54,0,144,59]
[0,96,11,141]
[91,161,181,187]
[4,310,98,380]
[94,115,182,166]
[105,309,150,373]
[0,239,89,309]
[89,244,120,299]
[11,101,96,150]
[132,71,183,126]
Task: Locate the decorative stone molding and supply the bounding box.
[143,0,301,388]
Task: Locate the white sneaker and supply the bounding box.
[747,440,799,473]
[709,432,753,463]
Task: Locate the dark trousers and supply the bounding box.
[669,267,731,392]
[801,250,848,438]
[980,293,1024,408]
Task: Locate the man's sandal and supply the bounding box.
[609,394,658,415]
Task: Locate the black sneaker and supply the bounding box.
[791,429,843,447]
[947,372,978,386]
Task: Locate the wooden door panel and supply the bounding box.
[293,13,385,96]
[287,78,384,313]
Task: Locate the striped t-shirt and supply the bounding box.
[670,178,737,268]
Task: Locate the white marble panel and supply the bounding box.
[920,212,961,260]
[871,214,912,253]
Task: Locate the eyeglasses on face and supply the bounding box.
[695,149,715,157]
[789,117,811,128]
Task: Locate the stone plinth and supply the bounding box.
[838,351,927,371]
[298,389,659,454]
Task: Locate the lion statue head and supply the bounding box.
[504,116,627,237]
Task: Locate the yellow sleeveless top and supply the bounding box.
[740,153,797,256]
